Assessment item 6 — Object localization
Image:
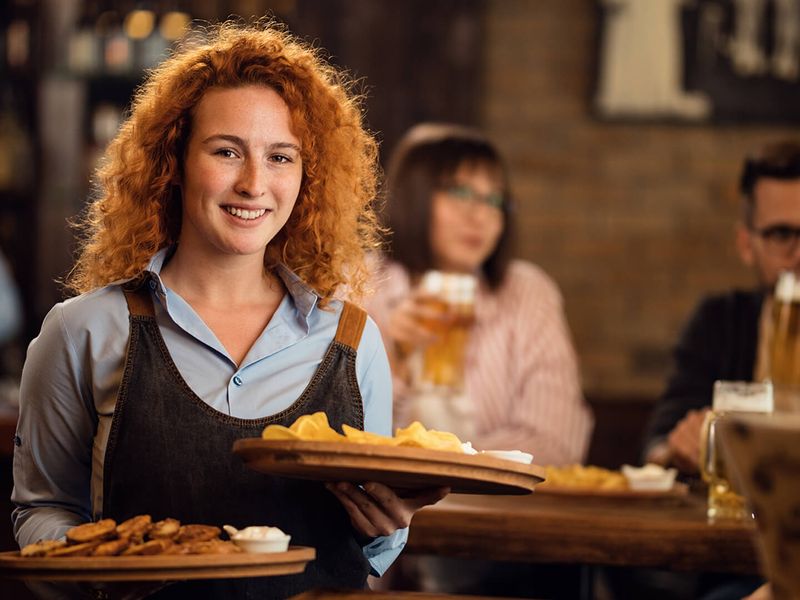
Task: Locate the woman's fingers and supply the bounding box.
[326,481,451,539]
[326,482,396,537]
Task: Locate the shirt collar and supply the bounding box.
[142,246,319,322]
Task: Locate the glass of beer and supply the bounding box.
[700,380,773,522]
[769,271,800,412]
[409,271,477,395]
[717,412,800,599]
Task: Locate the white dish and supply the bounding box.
[621,463,677,491]
[223,525,291,554]
[480,450,534,465]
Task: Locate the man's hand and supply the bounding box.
[666,408,710,474]
[326,481,449,539]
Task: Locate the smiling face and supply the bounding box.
[177,85,303,263]
[429,162,505,273]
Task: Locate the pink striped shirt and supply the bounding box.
[365,259,593,465]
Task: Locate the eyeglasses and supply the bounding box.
[753,224,800,255]
[442,184,506,210]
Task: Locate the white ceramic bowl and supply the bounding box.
[231,535,290,553]
[621,464,677,491]
[224,525,291,553]
[481,450,534,464]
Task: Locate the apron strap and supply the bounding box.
[122,274,156,318]
[334,301,367,350]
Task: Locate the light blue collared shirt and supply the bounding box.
[12,248,404,575]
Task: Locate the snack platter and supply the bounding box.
[0,546,315,582]
[535,481,690,500]
[233,439,545,495]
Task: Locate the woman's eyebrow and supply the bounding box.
[201,134,300,153]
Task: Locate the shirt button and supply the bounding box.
[233,375,243,387]
[149,280,157,290]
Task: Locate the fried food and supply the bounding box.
[19,515,253,559]
[262,412,347,442]
[394,421,464,452]
[122,538,174,556]
[116,514,152,542]
[47,541,103,557]
[262,411,465,453]
[540,464,628,491]
[181,539,242,555]
[175,524,222,544]
[66,518,117,544]
[20,539,67,557]
[148,518,181,540]
[92,538,131,557]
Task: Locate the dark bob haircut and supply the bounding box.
[382,123,514,289]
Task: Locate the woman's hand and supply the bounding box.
[326,481,449,540]
[387,292,449,352]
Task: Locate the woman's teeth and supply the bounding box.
[225,207,267,220]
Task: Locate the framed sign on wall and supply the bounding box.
[595,0,800,123]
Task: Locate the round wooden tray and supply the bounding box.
[0,546,315,582]
[233,439,546,495]
[535,481,690,501]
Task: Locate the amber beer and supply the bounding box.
[412,271,476,393]
[769,271,800,412]
[700,381,773,522]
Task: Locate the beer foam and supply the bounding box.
[775,271,800,302]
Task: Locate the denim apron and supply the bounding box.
[102,275,371,599]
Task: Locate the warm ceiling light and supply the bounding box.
[124,9,155,40]
[160,11,191,41]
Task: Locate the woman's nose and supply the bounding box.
[235,160,266,198]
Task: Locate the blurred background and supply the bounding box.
[2,0,800,472]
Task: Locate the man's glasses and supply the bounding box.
[442,184,505,210]
[753,224,800,256]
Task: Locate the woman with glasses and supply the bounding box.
[366,123,592,467]
[365,123,592,596]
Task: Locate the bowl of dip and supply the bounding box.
[223,525,291,553]
[621,463,677,492]
[480,450,534,464]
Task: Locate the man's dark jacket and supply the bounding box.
[643,290,764,451]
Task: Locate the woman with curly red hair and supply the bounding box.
[12,21,445,598]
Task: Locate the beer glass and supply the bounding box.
[769,271,800,412]
[700,380,773,522]
[717,413,800,600]
[409,271,477,394]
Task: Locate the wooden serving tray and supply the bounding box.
[0,546,315,582]
[535,481,690,501]
[233,439,545,495]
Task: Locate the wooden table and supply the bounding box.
[405,490,761,575]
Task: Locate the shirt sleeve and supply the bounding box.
[470,265,593,466]
[355,314,408,576]
[641,295,727,456]
[11,303,96,547]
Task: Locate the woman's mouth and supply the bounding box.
[224,206,268,220]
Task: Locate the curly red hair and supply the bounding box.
[67,20,381,305]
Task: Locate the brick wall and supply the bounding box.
[483,0,800,399]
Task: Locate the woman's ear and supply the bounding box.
[736,221,756,267]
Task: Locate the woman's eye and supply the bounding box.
[270,154,292,164]
[215,148,238,159]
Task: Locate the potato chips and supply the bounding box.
[261,412,464,453]
[539,464,628,491]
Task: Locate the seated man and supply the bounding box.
[644,139,800,474]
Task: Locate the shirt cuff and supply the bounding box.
[362,527,408,576]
